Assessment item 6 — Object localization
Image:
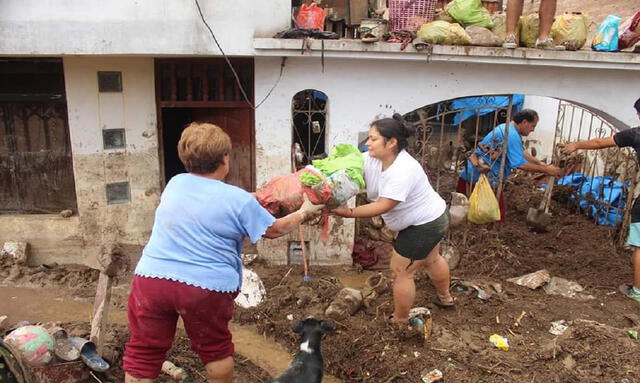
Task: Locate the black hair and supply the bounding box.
[634,97,640,113]
[512,109,539,124]
[370,113,416,152]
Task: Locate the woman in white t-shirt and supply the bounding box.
[333,114,454,329]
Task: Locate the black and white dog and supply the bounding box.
[269,318,335,383]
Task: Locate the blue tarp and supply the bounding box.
[450,94,525,125]
[547,173,630,227]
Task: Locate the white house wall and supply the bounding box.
[0,0,290,56]
[64,57,160,267]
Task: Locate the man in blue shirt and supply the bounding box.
[457,109,562,221]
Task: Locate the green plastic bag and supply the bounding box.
[446,0,494,29]
[467,174,500,224]
[312,144,365,189]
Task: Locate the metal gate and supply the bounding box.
[550,101,638,244]
[405,95,637,243]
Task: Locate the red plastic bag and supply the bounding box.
[619,11,640,50]
[295,3,327,30]
[255,169,332,217]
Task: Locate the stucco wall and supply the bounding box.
[64,57,160,267]
[0,0,290,55]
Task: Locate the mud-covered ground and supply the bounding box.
[2,175,640,382]
[236,175,640,382]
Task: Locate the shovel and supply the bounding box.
[526,176,556,232]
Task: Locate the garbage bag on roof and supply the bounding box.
[466,25,502,46]
[619,11,640,50]
[417,21,472,45]
[491,12,520,43]
[296,3,327,30]
[446,0,494,28]
[551,13,588,51]
[592,14,621,52]
[519,14,539,48]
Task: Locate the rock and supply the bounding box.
[441,242,461,270]
[507,269,551,289]
[544,277,594,300]
[59,209,73,218]
[325,288,363,319]
[2,241,29,264]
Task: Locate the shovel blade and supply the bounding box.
[527,208,552,232]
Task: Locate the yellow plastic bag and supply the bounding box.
[467,174,500,224]
[551,13,588,51]
[417,21,471,45]
[519,13,539,48]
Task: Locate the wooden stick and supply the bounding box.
[299,226,309,280]
[90,272,113,355]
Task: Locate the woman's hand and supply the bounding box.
[298,194,325,221]
[331,205,351,217]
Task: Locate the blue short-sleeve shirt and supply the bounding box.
[135,173,276,293]
[459,123,528,186]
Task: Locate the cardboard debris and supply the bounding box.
[507,269,551,289]
[234,267,266,308]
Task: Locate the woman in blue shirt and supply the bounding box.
[123,122,324,383]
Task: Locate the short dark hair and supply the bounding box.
[634,97,640,113]
[512,109,539,124]
[370,113,416,152]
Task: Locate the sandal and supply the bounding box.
[431,295,455,308]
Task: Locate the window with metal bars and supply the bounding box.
[291,89,328,170]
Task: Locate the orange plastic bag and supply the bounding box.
[255,168,333,217]
[296,3,327,30]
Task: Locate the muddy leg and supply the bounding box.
[633,247,640,289]
[390,250,425,322]
[205,356,234,383]
[423,243,453,303]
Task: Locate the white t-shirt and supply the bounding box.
[364,150,446,232]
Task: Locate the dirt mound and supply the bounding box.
[0,257,99,296]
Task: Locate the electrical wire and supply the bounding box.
[193,0,286,110]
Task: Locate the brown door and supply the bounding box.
[155,58,254,191]
[191,108,253,190]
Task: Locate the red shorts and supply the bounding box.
[456,177,506,222]
[123,276,237,379]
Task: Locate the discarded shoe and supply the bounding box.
[619,284,640,303]
[68,337,110,372]
[431,295,455,308]
[535,37,566,50]
[502,35,517,49]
